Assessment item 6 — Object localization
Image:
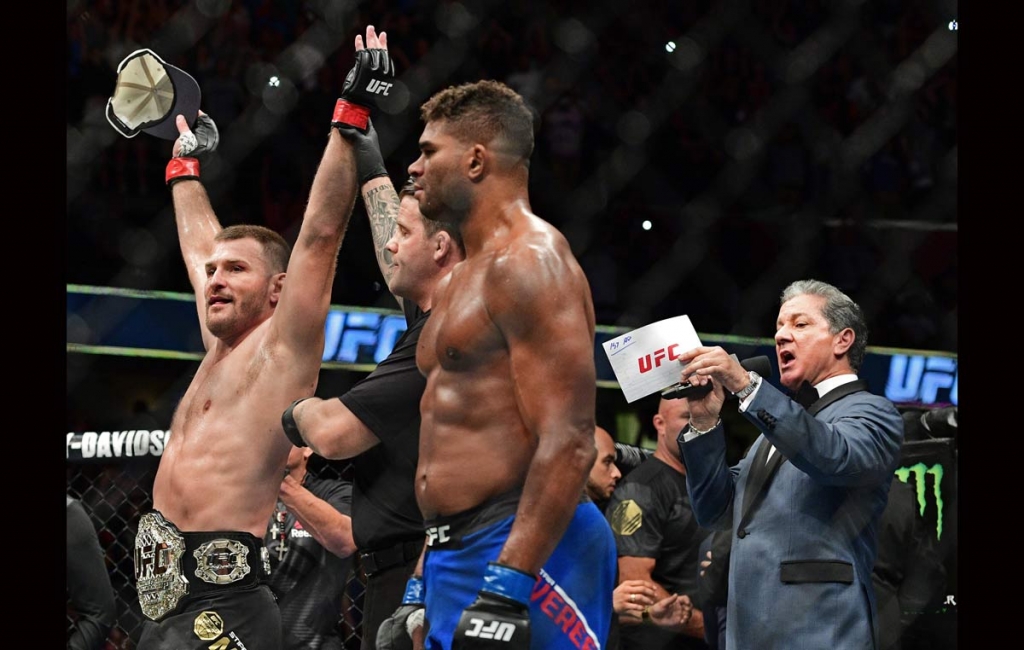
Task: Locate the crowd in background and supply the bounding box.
[67,0,957,353]
[66,4,957,648]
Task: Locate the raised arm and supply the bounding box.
[331,36,404,307]
[271,25,397,357]
[268,127,356,358]
[166,113,223,351]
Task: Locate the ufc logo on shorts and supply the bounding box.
[365,79,393,96]
[425,524,450,546]
[465,618,516,641]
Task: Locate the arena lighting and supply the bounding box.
[642,220,653,231]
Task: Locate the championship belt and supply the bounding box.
[192,538,252,584]
[134,512,190,621]
[134,511,268,621]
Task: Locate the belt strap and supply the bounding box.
[181,531,271,597]
[360,539,422,577]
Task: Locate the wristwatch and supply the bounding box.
[734,371,761,400]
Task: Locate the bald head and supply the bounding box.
[653,398,691,461]
[586,426,621,502]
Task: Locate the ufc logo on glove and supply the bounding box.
[365,79,393,95]
[464,619,517,642]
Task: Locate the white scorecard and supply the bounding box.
[601,315,702,403]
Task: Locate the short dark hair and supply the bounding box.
[780,279,868,372]
[419,80,534,163]
[398,177,465,256]
[214,225,291,274]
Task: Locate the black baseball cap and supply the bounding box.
[105,48,202,141]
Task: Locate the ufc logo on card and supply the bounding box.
[425,524,451,546]
[365,79,393,96]
[465,618,516,641]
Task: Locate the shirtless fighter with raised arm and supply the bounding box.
[130,36,390,649]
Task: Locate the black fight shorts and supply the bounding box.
[137,585,282,650]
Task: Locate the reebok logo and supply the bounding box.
[365,79,393,96]
[464,619,516,641]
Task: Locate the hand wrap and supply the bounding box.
[376,576,426,650]
[166,113,220,187]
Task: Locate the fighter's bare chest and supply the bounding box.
[418,278,503,372]
[173,349,272,427]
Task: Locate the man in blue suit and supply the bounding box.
[674,279,904,650]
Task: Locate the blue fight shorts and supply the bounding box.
[422,491,617,650]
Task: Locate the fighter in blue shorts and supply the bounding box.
[421,490,616,650]
[373,78,613,650]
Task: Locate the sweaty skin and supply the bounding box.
[415,215,597,574]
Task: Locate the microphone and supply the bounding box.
[661,355,772,400]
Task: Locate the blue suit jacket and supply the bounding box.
[680,379,904,650]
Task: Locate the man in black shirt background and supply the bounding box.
[266,446,356,650]
[67,495,117,650]
[606,397,711,650]
[586,425,623,513]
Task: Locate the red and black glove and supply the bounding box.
[166,113,220,187]
[332,46,394,184]
[331,44,395,133]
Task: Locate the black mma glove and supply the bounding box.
[166,113,221,187]
[331,44,395,133]
[337,118,388,185]
[281,398,312,448]
[453,563,532,650]
[376,576,426,650]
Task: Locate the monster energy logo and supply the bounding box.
[895,463,944,540]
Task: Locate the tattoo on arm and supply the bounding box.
[364,184,400,283]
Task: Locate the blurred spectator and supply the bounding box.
[203,57,247,127]
[892,288,940,350]
[67,496,117,650]
[586,425,623,513]
[542,87,587,188]
[606,398,711,649]
[873,477,948,650]
[506,51,544,111]
[65,0,957,361]
[266,447,356,650]
[766,122,809,207]
[864,140,908,219]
